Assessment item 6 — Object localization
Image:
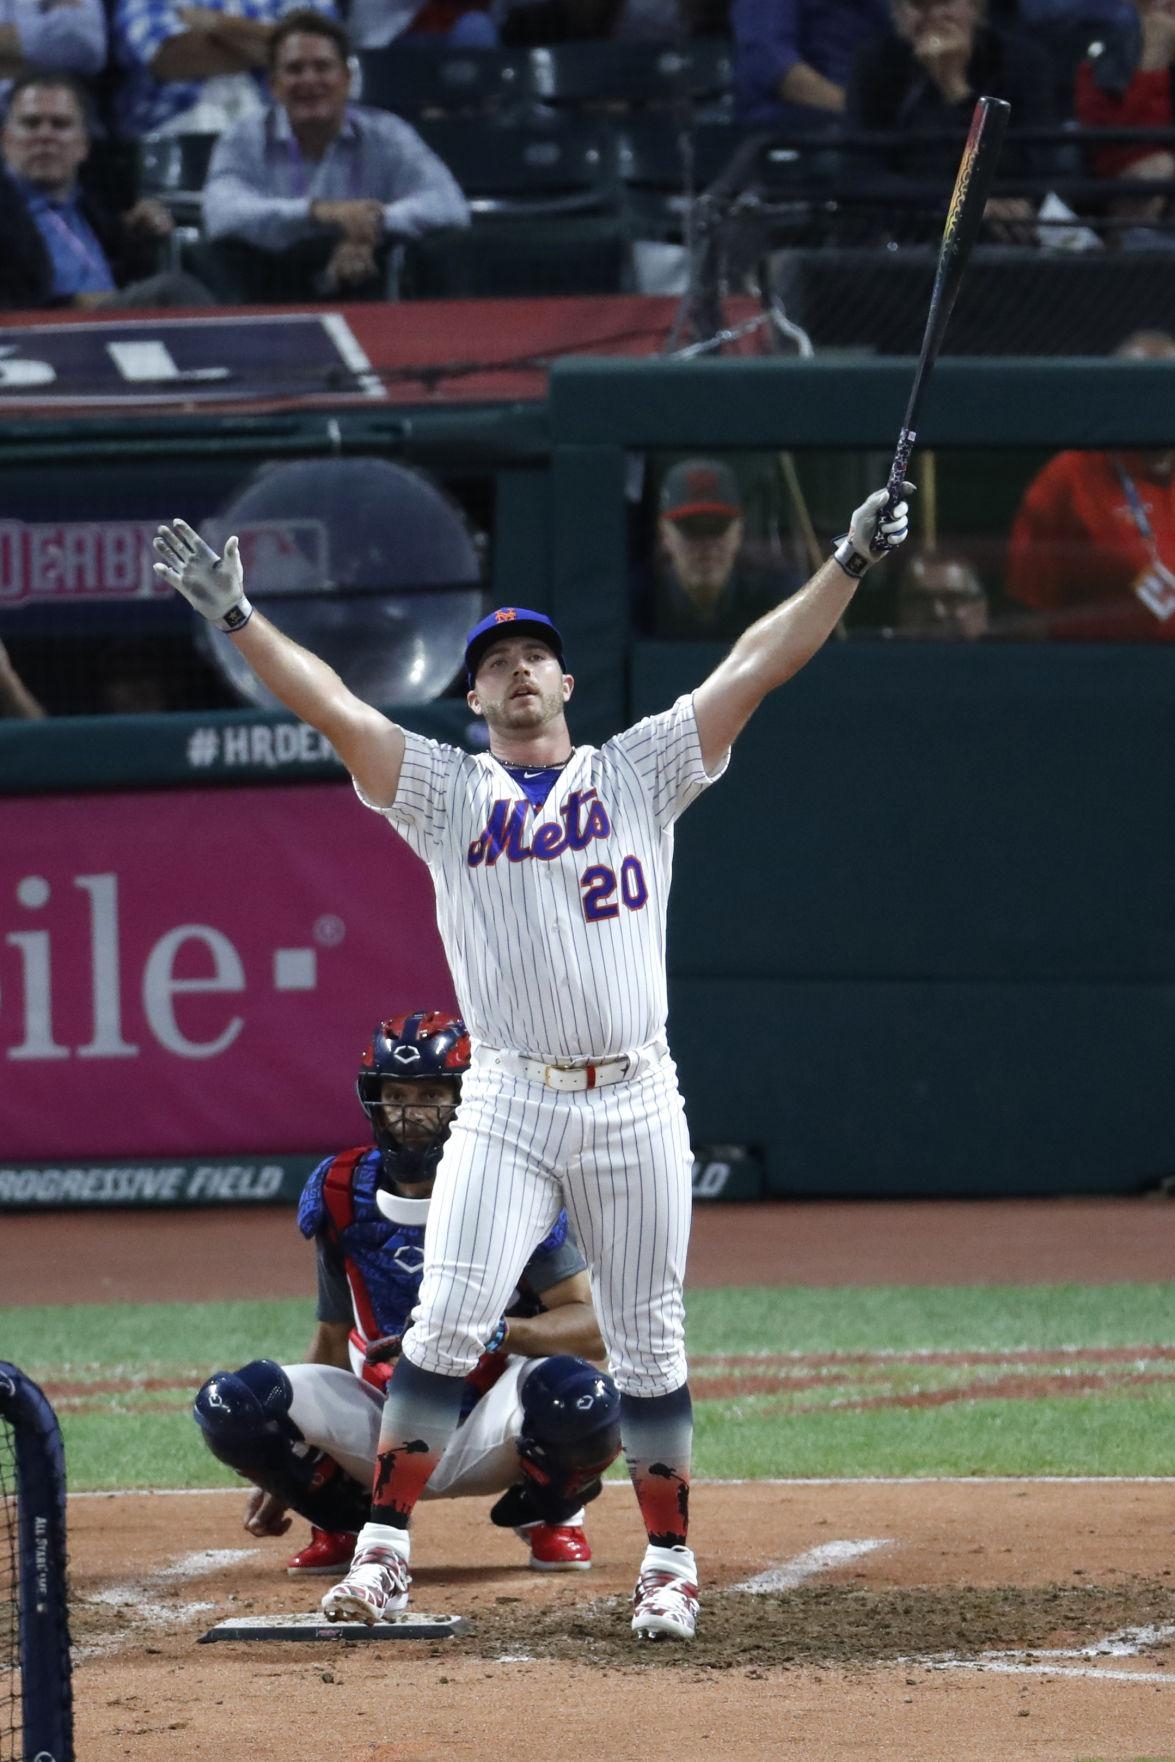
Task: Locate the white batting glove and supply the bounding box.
[152,518,253,633]
[832,483,914,580]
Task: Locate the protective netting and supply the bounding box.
[0,1367,73,1762]
[666,129,1175,359]
[0,1414,21,1762]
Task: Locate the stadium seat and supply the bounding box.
[419,116,623,215]
[137,132,218,228]
[405,119,631,296]
[526,38,731,113]
[135,133,218,270]
[683,36,736,119]
[618,118,749,240]
[355,45,535,120]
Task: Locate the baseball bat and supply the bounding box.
[885,96,1011,513]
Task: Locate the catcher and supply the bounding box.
[193,1011,620,1577]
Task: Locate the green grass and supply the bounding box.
[684,1282,1175,1354]
[693,1393,1175,1478]
[4,1281,1174,1491]
[0,1298,313,1378]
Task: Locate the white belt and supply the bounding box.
[492,1049,636,1092]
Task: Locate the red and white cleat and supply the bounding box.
[286,1528,356,1577]
[321,1541,411,1624]
[524,1522,592,1572]
[631,1544,700,1641]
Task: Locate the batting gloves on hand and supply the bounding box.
[832,483,914,580]
[153,518,253,633]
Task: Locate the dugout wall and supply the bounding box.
[544,356,1175,1199]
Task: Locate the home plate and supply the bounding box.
[199,1611,465,1643]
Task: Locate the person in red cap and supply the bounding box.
[652,458,803,641]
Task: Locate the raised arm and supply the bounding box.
[692,484,911,774]
[153,519,405,806]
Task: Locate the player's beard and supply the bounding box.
[485,680,564,733]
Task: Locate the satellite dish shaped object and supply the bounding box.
[199,457,486,708]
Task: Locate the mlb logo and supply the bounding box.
[203,521,329,595]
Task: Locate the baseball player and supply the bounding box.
[192,1011,621,1576]
[155,478,911,1641]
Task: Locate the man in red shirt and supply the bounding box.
[1076,0,1175,225]
[1005,329,1175,639]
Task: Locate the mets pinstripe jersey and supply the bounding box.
[356,693,728,1060]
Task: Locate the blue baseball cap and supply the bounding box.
[464,607,566,687]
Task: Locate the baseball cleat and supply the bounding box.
[631,1544,699,1642]
[524,1522,592,1572]
[286,1528,357,1576]
[320,1543,411,1624]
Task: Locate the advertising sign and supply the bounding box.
[0,518,328,606]
[0,783,454,1159]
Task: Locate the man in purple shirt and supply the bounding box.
[731,0,890,127]
[0,70,213,306]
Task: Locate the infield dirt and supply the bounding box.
[69,1476,1175,1762]
[16,1195,1175,1760]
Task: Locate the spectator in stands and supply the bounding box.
[0,70,214,307]
[894,553,989,636]
[1076,0,1175,243]
[0,0,106,110]
[495,0,729,47]
[0,637,44,717]
[347,0,498,50]
[1005,328,1175,639]
[200,11,468,300]
[112,0,337,138]
[846,0,1064,218]
[731,0,890,129]
[647,458,803,639]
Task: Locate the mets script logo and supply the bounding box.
[467,789,610,867]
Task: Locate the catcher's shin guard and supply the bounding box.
[193,1359,371,1534]
[491,1355,621,1530]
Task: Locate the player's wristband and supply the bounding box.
[216,596,254,635]
[483,1317,508,1354]
[831,536,872,580]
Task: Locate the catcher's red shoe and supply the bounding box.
[286,1528,357,1576]
[524,1523,592,1572]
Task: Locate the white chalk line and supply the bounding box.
[899,1622,1175,1687]
[732,1539,892,1593]
[74,1547,258,1661]
[944,1663,1175,1684]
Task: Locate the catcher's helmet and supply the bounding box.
[357,1011,470,1185]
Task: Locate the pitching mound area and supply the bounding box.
[71,1476,1175,1762]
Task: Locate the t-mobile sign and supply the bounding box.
[0,783,454,1159]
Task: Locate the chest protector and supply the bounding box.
[299,1147,424,1342]
[299,1148,572,1403]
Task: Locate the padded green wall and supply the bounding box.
[545,357,1175,1195]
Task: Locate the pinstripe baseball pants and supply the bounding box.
[403,1047,693,1396]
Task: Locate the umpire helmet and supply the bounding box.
[357,1011,470,1185]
